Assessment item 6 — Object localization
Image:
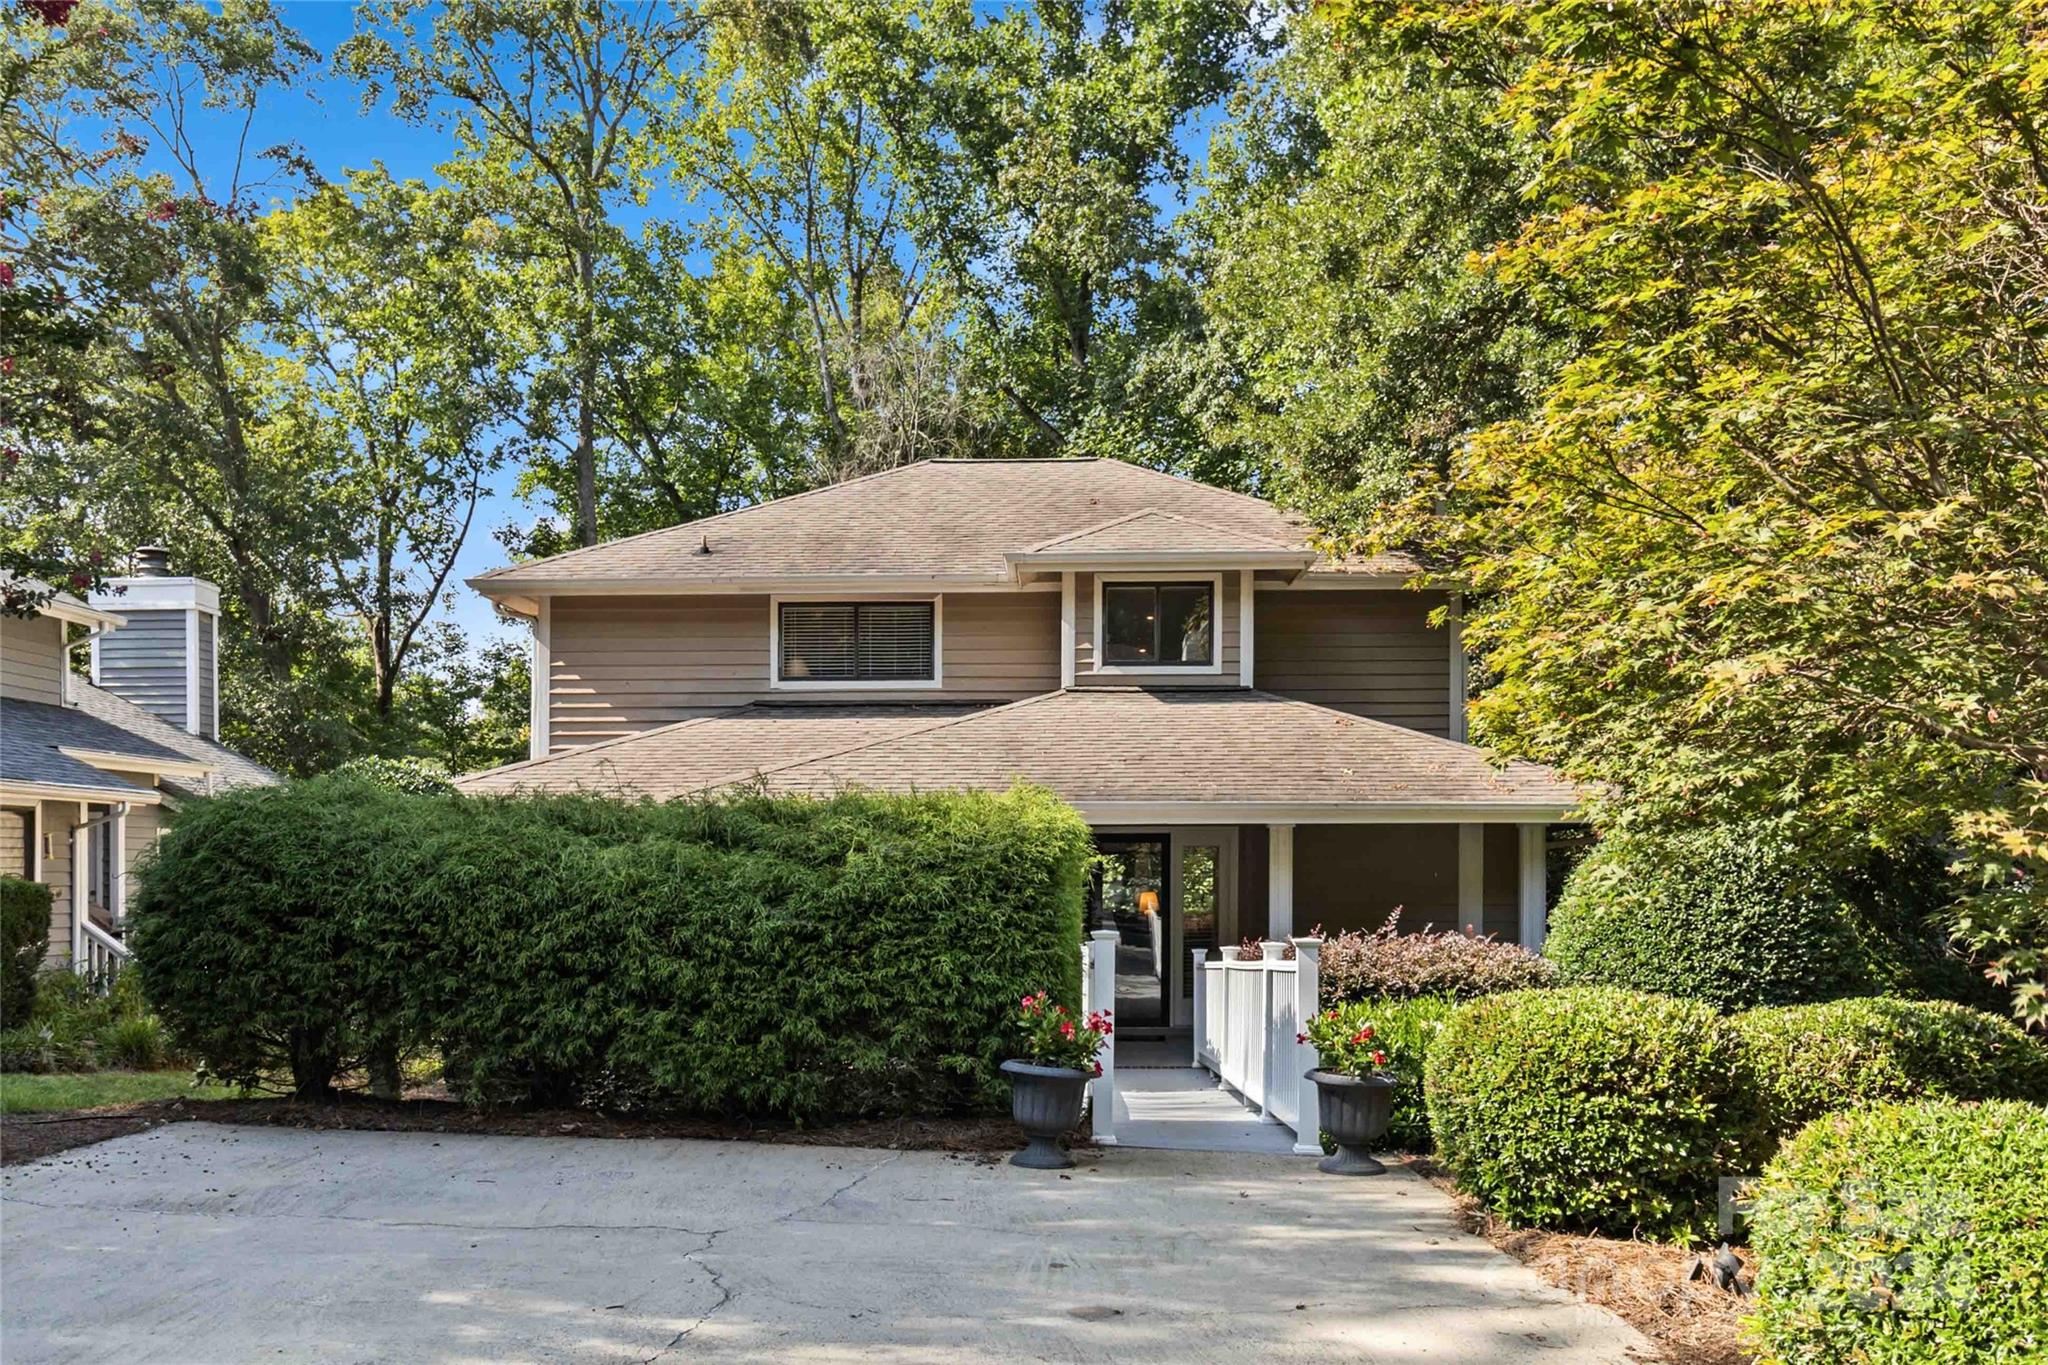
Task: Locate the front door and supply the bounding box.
[1091,835,1170,1032]
[1090,829,1238,1034]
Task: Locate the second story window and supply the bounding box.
[778,601,936,683]
[1102,580,1214,667]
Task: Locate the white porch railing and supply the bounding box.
[1080,929,1119,1144]
[76,918,132,993]
[1192,936,1322,1155]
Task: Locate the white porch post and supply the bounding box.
[69,803,85,966]
[1290,936,1324,1155]
[1267,823,1294,938]
[1088,928,1119,1145]
[1457,824,1484,930]
[1518,823,1548,951]
[1190,947,1208,1067]
[1256,941,1286,1121]
[110,805,126,928]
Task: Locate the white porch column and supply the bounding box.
[1267,823,1294,939]
[1518,823,1548,951]
[1290,936,1324,1155]
[69,803,85,966]
[1190,947,1209,1067]
[1458,824,1484,929]
[1088,929,1119,1145]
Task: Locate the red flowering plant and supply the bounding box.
[1299,1002,1397,1080]
[1013,991,1111,1075]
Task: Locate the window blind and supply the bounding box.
[780,602,935,682]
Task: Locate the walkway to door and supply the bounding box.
[1111,1036,1303,1156]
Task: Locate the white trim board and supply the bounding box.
[1089,571,1226,678]
[1071,801,1580,825]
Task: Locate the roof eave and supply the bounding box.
[1004,550,1319,572]
[469,572,1042,599]
[57,745,217,780]
[0,778,164,806]
[1072,800,1581,824]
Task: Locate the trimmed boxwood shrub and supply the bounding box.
[1747,1100,2048,1364]
[1738,997,2048,1145]
[1424,987,1763,1238]
[131,777,1092,1119]
[1546,822,1899,1010]
[1,875,54,1024]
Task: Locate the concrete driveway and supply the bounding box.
[2,1124,1648,1363]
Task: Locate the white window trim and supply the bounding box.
[1091,572,1225,677]
[767,593,944,691]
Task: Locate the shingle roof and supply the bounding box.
[1,696,183,799]
[470,459,1417,593]
[454,703,988,799]
[456,689,1579,817]
[67,682,279,798]
[1020,509,1304,557]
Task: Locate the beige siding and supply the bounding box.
[0,808,24,878]
[1072,571,1242,687]
[1254,588,1454,736]
[548,591,1061,750]
[1,614,66,705]
[37,798,75,966]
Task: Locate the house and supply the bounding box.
[456,458,1578,1036]
[0,550,278,979]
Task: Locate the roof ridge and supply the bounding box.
[1239,686,1558,768]
[1100,460,1313,527]
[686,689,1072,795]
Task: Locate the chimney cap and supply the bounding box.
[132,545,172,577]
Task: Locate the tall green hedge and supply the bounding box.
[130,778,1092,1118]
[1747,1101,2048,1364]
[1,875,53,1024]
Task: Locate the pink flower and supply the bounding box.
[1092,1062,1102,1077]
[1295,1031,1307,1044]
[1371,1050,1387,1066]
[1059,1021,1075,1039]
[1021,995,1034,1009]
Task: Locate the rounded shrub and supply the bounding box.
[1,875,54,1024]
[1738,997,2048,1144]
[1546,822,1887,1010]
[1424,987,1762,1238]
[1747,1100,2048,1364]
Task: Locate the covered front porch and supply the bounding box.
[1087,819,1562,1038]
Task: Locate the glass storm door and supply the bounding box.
[1091,835,1169,1031]
[1170,832,1230,1028]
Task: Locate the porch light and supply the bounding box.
[1137,890,1160,916]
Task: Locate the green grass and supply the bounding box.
[0,1071,234,1115]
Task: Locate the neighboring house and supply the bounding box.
[457,458,1578,1035]
[0,550,278,978]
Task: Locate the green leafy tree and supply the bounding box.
[341,0,701,549]
[264,170,520,718]
[1350,0,2048,1024]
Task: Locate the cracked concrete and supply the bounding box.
[2,1124,1650,1363]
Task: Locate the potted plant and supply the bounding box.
[1301,1004,1397,1175]
[1000,991,1111,1169]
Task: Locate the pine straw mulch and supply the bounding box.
[1406,1157,1757,1365]
[2,1090,1067,1168]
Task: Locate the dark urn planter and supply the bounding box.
[1002,1059,1090,1169]
[1307,1070,1395,1175]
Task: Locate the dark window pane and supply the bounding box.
[1103,584,1158,663]
[1158,585,1213,664]
[854,602,935,681]
[780,601,934,682]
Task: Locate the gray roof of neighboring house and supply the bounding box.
[0,696,186,799]
[456,689,1580,817]
[67,681,279,799]
[469,459,1418,594]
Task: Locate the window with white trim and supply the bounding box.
[778,601,936,682]
[1102,581,1214,666]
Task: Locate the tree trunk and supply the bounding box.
[287,1028,338,1101]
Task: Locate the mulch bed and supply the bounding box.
[2,1091,1066,1168]
[1406,1157,1755,1365]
